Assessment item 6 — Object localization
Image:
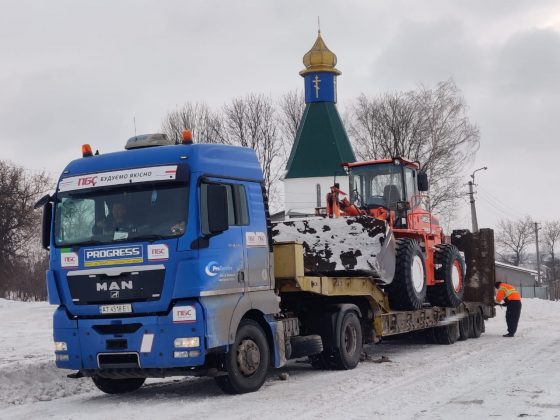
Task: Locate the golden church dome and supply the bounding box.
[300,31,341,76]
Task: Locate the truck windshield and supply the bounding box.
[54,183,189,247]
[349,163,403,210]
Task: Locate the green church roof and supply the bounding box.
[285,102,356,179]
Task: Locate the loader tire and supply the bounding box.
[428,244,465,308]
[92,376,145,394]
[387,239,427,310]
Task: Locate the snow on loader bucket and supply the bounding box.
[272,216,396,284]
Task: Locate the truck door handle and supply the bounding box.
[237,271,245,283]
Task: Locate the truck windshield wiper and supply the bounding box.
[59,239,106,247]
[130,234,171,242]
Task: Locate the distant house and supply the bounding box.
[495,261,549,299]
[495,261,539,288]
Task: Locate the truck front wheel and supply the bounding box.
[92,376,145,394]
[215,319,270,394]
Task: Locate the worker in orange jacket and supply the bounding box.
[494,281,522,337]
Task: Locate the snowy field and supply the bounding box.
[0,298,559,420]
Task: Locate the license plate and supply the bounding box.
[100,304,132,314]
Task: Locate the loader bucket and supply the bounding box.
[272,216,396,284]
[451,228,496,306]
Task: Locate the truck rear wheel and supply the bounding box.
[309,310,363,370]
[214,319,270,394]
[428,244,465,308]
[331,311,363,370]
[92,376,145,394]
[387,239,427,310]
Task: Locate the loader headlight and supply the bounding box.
[174,337,200,348]
[54,341,67,352]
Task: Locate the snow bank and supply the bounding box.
[0,298,559,419]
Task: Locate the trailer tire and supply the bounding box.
[387,239,427,310]
[289,335,323,359]
[428,244,465,308]
[92,376,145,394]
[469,310,483,339]
[458,314,470,341]
[214,319,270,394]
[431,322,459,345]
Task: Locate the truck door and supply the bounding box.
[242,182,271,291]
[198,179,246,295]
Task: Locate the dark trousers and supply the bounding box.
[505,300,522,335]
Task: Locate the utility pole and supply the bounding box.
[469,167,487,233]
[468,181,478,233]
[535,222,541,284]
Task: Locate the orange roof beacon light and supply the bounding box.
[82,144,93,157]
[181,129,193,145]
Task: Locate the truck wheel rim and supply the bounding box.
[412,255,425,293]
[452,260,462,292]
[237,339,260,376]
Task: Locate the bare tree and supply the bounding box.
[223,94,282,200]
[495,216,535,266]
[277,89,305,165]
[346,79,480,218]
[0,160,51,299]
[161,102,226,144]
[542,220,560,282]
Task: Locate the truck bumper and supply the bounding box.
[53,301,206,372]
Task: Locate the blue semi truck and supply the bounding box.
[36,133,496,395]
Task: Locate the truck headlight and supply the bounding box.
[55,341,67,352]
[174,337,200,348]
[56,354,70,361]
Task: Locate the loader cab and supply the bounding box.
[346,158,425,212]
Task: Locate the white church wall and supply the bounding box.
[283,175,350,216]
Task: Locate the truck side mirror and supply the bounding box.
[42,202,53,250]
[417,171,429,192]
[207,184,229,234]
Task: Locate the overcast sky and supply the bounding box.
[1,0,559,232]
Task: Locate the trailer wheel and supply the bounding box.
[387,239,427,310]
[331,311,363,370]
[214,319,270,394]
[431,322,459,345]
[458,314,470,341]
[428,244,465,308]
[92,376,145,394]
[469,310,483,338]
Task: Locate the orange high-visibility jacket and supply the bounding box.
[495,282,521,302]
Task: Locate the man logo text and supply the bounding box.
[96,281,133,292]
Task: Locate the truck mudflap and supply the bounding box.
[272,216,396,284]
[53,301,206,372]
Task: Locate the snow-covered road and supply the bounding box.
[1,298,559,420]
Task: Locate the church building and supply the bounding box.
[283,31,356,216]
